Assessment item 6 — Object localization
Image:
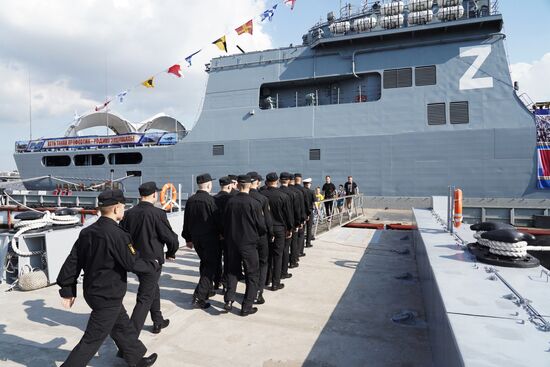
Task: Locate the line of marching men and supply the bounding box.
[54,172,316,367]
[182,171,316,316]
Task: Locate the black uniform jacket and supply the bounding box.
[280,185,303,227]
[297,184,314,217]
[261,186,293,231]
[249,188,274,238]
[290,184,308,220]
[214,191,232,233]
[120,201,179,263]
[224,192,267,246]
[181,190,220,242]
[57,216,159,306]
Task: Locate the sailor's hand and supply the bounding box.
[286,231,292,239]
[61,297,75,309]
[271,236,275,242]
[186,241,194,249]
[166,255,176,262]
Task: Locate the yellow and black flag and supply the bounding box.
[212,35,227,53]
[142,77,154,88]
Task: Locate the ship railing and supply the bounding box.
[312,194,365,237]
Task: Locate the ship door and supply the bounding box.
[330,83,340,105]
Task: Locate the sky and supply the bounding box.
[0,0,549,171]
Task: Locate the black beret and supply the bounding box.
[98,189,127,207]
[196,173,214,184]
[219,176,231,186]
[138,181,160,196]
[266,172,278,182]
[294,173,302,178]
[228,174,238,182]
[279,172,291,180]
[289,174,295,180]
[247,171,262,182]
[237,174,252,183]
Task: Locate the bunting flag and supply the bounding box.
[167,64,182,77]
[235,19,253,35]
[142,77,155,88]
[284,0,296,10]
[261,4,277,22]
[185,49,201,67]
[94,99,111,112]
[117,90,128,103]
[212,35,228,52]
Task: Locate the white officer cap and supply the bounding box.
[303,178,312,183]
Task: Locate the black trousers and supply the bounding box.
[131,266,163,336]
[267,226,285,287]
[256,235,269,296]
[225,241,259,311]
[214,239,224,286]
[298,227,305,255]
[62,300,146,367]
[289,230,300,265]
[193,234,219,301]
[282,234,292,276]
[306,217,313,245]
[324,201,333,218]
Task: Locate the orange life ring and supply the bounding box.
[160,183,177,211]
[453,188,463,228]
[355,94,367,103]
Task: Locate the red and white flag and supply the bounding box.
[95,99,111,112]
[284,0,296,10]
[167,64,182,78]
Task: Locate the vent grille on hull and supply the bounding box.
[450,101,469,124]
[427,103,446,125]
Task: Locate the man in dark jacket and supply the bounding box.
[182,173,220,309]
[223,175,267,316]
[213,176,233,290]
[247,172,273,304]
[293,173,311,257]
[281,173,304,269]
[120,181,179,335]
[57,189,158,367]
[322,175,336,218]
[303,178,316,247]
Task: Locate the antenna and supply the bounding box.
[28,71,32,140]
[104,55,109,135]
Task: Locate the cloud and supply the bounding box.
[510,53,550,103]
[0,0,272,130]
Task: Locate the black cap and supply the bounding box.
[138,181,160,196]
[98,189,127,207]
[279,172,291,180]
[294,173,302,178]
[219,176,231,186]
[289,174,295,180]
[237,174,252,183]
[247,171,262,182]
[266,172,278,182]
[196,173,214,184]
[228,174,238,182]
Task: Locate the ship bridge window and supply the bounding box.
[383,68,412,89]
[74,154,105,166]
[415,66,437,86]
[259,72,381,110]
[108,152,142,165]
[427,103,446,125]
[42,155,71,167]
[450,101,469,124]
[309,149,321,160]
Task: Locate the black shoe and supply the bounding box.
[299,253,306,257]
[289,263,299,269]
[152,319,169,334]
[311,237,316,241]
[305,244,313,248]
[282,273,292,279]
[270,283,285,291]
[256,294,265,304]
[207,290,216,298]
[192,297,211,309]
[224,301,233,311]
[240,307,258,316]
[131,353,158,367]
[213,282,221,290]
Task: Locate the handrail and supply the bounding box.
[312,194,365,237]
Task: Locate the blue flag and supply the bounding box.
[185,49,202,67]
[261,4,277,22]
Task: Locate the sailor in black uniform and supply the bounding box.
[247,172,273,304]
[223,175,267,316]
[287,174,306,268]
[302,178,316,247]
[294,173,312,255]
[278,172,299,275]
[213,176,232,290]
[228,174,239,195]
[57,189,158,367]
[119,181,179,335]
[261,172,293,291]
[182,173,220,309]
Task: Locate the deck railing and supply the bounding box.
[313,194,365,237]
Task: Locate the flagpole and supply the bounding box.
[105,56,109,135]
[28,71,32,140]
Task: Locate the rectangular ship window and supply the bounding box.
[213,144,224,156]
[42,155,71,167]
[108,152,142,165]
[383,69,398,89]
[384,68,412,89]
[415,66,437,86]
[427,103,446,125]
[309,149,321,161]
[74,154,105,166]
[450,101,469,124]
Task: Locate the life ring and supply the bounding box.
[160,183,177,211]
[453,188,463,228]
[355,94,367,103]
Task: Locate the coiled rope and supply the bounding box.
[11,211,80,257]
[474,231,550,258]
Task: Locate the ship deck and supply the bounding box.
[0,226,432,367]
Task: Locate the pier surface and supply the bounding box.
[0,227,432,366]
